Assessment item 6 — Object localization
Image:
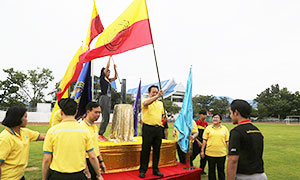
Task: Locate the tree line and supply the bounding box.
[1,68,300,119]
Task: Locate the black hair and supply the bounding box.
[199,110,207,115]
[2,106,27,128]
[212,113,222,120]
[148,85,159,93]
[86,101,100,112]
[58,98,77,116]
[230,99,252,118]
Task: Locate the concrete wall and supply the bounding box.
[0,111,51,123]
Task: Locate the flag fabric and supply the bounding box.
[49,90,68,127]
[79,0,153,63]
[111,80,117,90]
[50,46,83,126]
[133,80,141,136]
[84,0,104,51]
[56,46,84,102]
[56,1,104,102]
[174,68,193,153]
[70,61,92,118]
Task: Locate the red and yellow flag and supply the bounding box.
[79,0,153,63]
[85,0,104,51]
[50,46,83,126]
[56,1,104,102]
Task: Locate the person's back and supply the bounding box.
[230,122,264,174]
[44,119,93,173]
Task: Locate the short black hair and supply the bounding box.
[148,85,159,93]
[58,98,77,116]
[230,99,252,118]
[2,106,27,128]
[199,110,207,115]
[86,102,100,112]
[212,113,222,120]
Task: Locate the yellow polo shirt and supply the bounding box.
[43,119,94,173]
[203,125,229,157]
[80,119,100,158]
[142,99,164,126]
[0,127,40,180]
[175,120,198,141]
[51,109,62,126]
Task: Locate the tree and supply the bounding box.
[255,84,296,119]
[192,95,214,114]
[163,99,181,115]
[192,95,229,115]
[0,67,54,108]
[27,68,54,107]
[210,97,229,115]
[0,68,27,107]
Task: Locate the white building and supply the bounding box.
[127,79,185,107]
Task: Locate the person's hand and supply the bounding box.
[96,174,104,180]
[156,90,164,98]
[84,169,91,180]
[172,130,177,137]
[200,151,205,159]
[189,135,193,140]
[100,162,107,173]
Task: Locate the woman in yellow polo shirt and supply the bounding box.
[0,106,45,180]
[200,114,229,180]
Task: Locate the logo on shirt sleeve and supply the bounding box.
[230,148,236,152]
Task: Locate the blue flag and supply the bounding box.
[111,80,117,90]
[70,61,92,118]
[133,80,141,136]
[174,68,193,153]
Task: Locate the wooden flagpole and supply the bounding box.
[144,0,166,114]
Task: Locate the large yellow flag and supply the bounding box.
[50,46,83,126]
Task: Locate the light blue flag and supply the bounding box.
[111,80,117,90]
[174,68,193,153]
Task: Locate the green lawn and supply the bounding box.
[0,123,299,180]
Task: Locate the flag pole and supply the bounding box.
[144,0,166,114]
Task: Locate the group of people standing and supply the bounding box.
[173,100,268,180]
[0,99,106,180]
[0,57,267,180]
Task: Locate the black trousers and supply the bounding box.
[48,169,87,180]
[176,143,186,164]
[206,155,226,180]
[86,158,98,180]
[139,124,163,173]
[190,140,207,170]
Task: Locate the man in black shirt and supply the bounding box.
[227,99,267,180]
[98,56,118,141]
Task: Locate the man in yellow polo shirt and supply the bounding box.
[80,102,106,180]
[139,85,164,178]
[42,98,103,180]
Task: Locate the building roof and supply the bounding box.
[127,79,181,98]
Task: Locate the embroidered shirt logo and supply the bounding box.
[230,148,236,152]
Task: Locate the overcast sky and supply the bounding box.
[1,0,300,101]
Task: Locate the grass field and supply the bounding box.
[1,123,299,180]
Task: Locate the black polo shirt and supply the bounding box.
[228,120,265,174]
[100,70,111,97]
